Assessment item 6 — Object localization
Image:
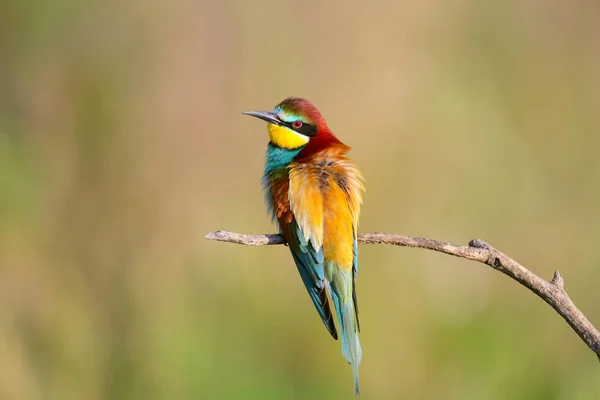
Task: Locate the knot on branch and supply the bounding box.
[550,270,565,289]
[469,239,503,268]
[469,238,491,249]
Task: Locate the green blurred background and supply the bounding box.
[1,0,599,399]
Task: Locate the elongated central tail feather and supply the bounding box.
[341,301,361,395]
[330,274,362,395]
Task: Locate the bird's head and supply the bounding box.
[244,97,340,151]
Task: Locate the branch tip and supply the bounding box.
[205,231,217,240]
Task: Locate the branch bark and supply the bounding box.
[205,230,600,361]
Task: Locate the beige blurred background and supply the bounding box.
[1,0,599,399]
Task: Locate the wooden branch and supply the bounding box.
[205,230,600,361]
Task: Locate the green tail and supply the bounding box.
[330,270,362,395]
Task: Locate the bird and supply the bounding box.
[243,97,365,394]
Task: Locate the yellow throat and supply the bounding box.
[268,124,309,149]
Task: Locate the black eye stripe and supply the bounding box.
[283,120,317,137]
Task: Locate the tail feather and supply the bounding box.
[331,287,362,395]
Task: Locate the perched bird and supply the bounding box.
[244,97,365,394]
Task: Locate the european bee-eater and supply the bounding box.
[244,97,365,394]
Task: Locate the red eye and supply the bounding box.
[292,120,303,129]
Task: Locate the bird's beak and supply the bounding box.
[242,111,281,125]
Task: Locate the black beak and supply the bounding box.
[242,110,281,125]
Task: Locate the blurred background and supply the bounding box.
[1,0,599,399]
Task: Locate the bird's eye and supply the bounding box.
[292,120,303,129]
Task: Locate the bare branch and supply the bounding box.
[205,230,600,361]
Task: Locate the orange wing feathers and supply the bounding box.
[288,167,324,248]
[289,145,364,272]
